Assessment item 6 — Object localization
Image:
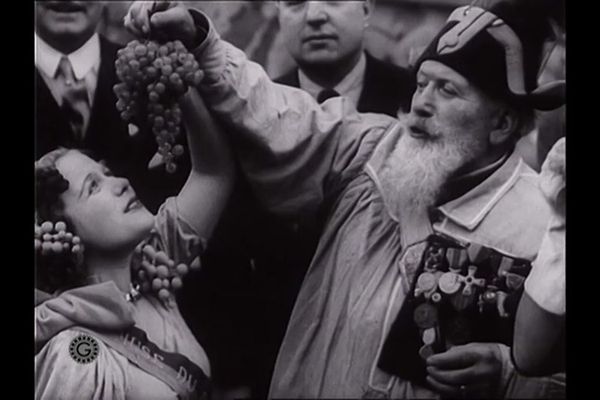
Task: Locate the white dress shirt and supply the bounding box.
[298,52,366,106]
[35,32,101,134]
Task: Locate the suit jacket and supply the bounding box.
[35,36,132,168]
[275,52,414,115]
[34,35,189,213]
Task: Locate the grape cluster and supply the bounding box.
[35,220,83,258]
[114,39,203,173]
[131,242,201,303]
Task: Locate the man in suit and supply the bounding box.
[35,2,130,170]
[34,1,188,213]
[274,0,414,115]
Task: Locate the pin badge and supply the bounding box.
[478,290,497,312]
[422,327,437,345]
[415,272,437,297]
[438,271,461,295]
[461,265,486,296]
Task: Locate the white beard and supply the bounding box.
[380,125,486,224]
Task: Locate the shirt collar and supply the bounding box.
[436,152,509,206]
[298,52,367,100]
[35,32,100,80]
[437,150,528,230]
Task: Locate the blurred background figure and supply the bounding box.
[535,25,566,167]
[275,0,414,114]
[514,137,565,377]
[513,0,566,170]
[35,1,132,175]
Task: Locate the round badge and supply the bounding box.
[422,327,437,345]
[431,292,442,303]
[438,272,461,294]
[413,303,438,329]
[417,272,437,293]
[69,334,99,364]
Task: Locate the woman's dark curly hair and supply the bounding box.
[35,148,88,293]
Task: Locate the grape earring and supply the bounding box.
[113,40,203,173]
[34,220,84,263]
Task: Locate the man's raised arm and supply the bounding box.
[125,2,397,218]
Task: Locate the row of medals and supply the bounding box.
[412,242,527,360]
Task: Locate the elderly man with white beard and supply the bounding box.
[125,0,566,398]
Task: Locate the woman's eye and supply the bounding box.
[416,81,427,91]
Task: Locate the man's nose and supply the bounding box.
[306,1,328,25]
[411,85,435,118]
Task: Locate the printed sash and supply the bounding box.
[76,326,210,400]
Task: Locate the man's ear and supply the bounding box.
[489,108,518,146]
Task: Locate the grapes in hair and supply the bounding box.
[114,40,202,173]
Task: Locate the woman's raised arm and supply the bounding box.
[175,88,235,239]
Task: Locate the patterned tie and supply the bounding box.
[317,88,340,104]
[56,56,90,142]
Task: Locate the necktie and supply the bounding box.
[317,88,340,104]
[56,56,90,142]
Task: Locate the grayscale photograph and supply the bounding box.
[34,1,566,399]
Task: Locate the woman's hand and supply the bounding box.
[124,1,197,48]
[425,342,504,398]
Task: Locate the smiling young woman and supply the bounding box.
[34,88,234,399]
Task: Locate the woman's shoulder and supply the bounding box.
[36,329,129,399]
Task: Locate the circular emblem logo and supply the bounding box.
[69,334,99,364]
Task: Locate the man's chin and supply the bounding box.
[300,51,340,66]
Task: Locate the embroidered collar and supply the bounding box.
[436,150,527,230]
[436,151,510,206]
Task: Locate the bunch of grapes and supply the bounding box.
[131,241,201,303]
[113,39,203,173]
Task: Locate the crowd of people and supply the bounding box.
[34,1,565,399]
